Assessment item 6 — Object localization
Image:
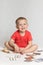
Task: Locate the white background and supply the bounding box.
[0,0,43,49]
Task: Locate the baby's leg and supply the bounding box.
[23,44,38,53]
[4,42,14,51]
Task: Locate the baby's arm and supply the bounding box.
[20,41,32,53]
[8,39,15,47]
[9,39,20,52]
[24,41,32,50]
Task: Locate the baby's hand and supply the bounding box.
[19,48,25,54]
[19,48,24,52]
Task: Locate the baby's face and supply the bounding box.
[17,19,28,33]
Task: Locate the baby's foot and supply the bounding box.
[2,47,9,53]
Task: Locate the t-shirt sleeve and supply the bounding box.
[27,32,33,41]
[11,32,16,41]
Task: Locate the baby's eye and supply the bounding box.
[24,23,26,25]
[19,24,22,26]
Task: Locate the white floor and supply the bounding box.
[0,47,43,65]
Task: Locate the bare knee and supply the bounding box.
[33,44,38,50]
[4,42,8,46]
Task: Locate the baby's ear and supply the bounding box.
[16,25,18,29]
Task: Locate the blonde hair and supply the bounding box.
[15,17,27,25]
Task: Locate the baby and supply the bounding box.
[4,17,38,54]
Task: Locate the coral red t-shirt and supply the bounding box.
[11,30,32,48]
